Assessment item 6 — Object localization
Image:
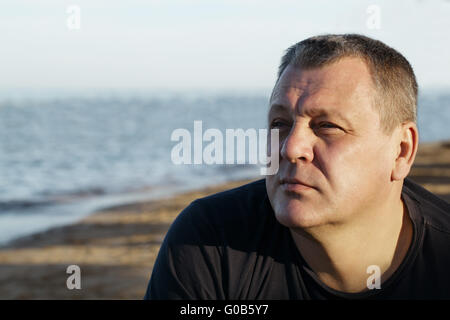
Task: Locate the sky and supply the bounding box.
[1,0,450,91]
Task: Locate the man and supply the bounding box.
[145,34,450,299]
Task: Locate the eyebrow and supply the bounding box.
[268,103,353,127]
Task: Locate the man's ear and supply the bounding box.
[391,122,419,181]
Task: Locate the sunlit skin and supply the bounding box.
[265,57,419,292]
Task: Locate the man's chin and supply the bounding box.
[273,203,325,229]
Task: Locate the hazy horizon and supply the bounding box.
[1,0,450,91]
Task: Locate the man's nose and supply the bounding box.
[280,122,314,164]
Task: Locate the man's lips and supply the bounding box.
[280,178,315,192]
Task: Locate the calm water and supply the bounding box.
[0,89,449,244]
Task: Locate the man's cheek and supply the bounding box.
[321,153,359,190]
[265,176,278,199]
[326,145,364,173]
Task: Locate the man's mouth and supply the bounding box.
[280,177,315,192]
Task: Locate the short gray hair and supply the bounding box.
[275,34,418,135]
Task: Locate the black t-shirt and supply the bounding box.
[144,178,450,299]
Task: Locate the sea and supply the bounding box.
[0,88,449,245]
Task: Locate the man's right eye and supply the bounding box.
[270,120,288,129]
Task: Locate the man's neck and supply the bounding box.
[290,194,414,293]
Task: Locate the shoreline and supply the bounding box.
[0,171,259,246]
[0,177,258,299]
[0,140,449,299]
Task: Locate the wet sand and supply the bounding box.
[0,141,449,299]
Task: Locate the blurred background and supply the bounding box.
[0,0,449,299]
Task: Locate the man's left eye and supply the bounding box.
[317,122,339,129]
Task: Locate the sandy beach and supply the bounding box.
[0,141,449,299]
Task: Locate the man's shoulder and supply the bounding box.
[403,178,450,290]
[195,178,267,207]
[403,177,450,233]
[188,178,269,224]
[173,178,269,230]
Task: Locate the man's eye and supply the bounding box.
[270,120,288,128]
[316,122,339,130]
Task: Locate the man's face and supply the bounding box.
[266,57,398,229]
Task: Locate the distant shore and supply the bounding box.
[0,140,449,299]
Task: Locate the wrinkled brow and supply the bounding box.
[268,103,353,128]
[268,103,289,115]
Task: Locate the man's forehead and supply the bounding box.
[269,82,344,115]
[272,69,323,98]
[268,101,354,128]
[271,58,373,98]
[271,82,329,104]
[270,60,374,115]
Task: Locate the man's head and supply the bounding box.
[265,34,419,230]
